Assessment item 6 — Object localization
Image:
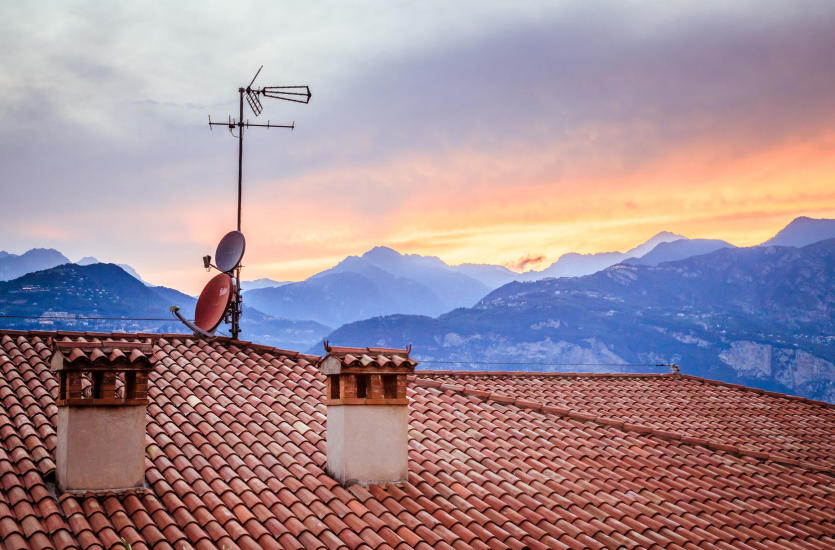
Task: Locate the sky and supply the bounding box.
[1,1,834,293]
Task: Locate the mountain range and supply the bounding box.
[761,216,835,247]
[241,233,696,327]
[2,215,834,400]
[241,278,289,291]
[0,263,329,351]
[324,238,835,402]
[518,230,685,280]
[76,256,148,285]
[623,238,734,266]
[0,248,70,281]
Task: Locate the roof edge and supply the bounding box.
[415,369,835,409]
[412,376,835,476]
[676,373,835,409]
[0,329,322,363]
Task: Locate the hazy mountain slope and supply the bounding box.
[238,307,330,352]
[761,216,835,247]
[246,247,491,327]
[323,240,835,402]
[0,263,330,350]
[241,278,289,291]
[624,238,735,266]
[521,231,684,279]
[76,256,148,284]
[0,248,70,280]
[452,263,519,288]
[245,268,446,327]
[623,231,685,258]
[0,263,165,315]
[327,247,491,309]
[149,285,196,310]
[525,251,625,279]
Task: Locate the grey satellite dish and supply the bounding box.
[215,230,246,273]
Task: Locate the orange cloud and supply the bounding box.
[131,127,835,294]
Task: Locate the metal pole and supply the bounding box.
[232,88,245,339]
[231,265,241,340]
[237,88,244,232]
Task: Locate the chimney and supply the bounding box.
[318,342,416,485]
[51,338,154,493]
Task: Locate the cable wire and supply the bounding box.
[0,314,189,321]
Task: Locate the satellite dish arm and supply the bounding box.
[169,306,217,340]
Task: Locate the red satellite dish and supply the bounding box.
[215,230,246,273]
[194,273,234,333]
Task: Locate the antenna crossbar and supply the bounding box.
[209,120,295,130]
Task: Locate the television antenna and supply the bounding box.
[171,66,311,340]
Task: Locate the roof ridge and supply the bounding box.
[0,329,322,362]
[201,335,321,362]
[0,328,167,339]
[413,377,835,476]
[416,369,835,409]
[416,369,669,378]
[676,373,835,409]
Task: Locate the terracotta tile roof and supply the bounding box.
[321,342,418,369]
[0,329,834,549]
[51,337,155,368]
[415,371,835,471]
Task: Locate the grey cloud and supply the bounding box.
[2,0,835,262]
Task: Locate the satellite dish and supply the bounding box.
[215,230,246,273]
[170,273,234,338]
[194,273,234,332]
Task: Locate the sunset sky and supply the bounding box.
[2,1,834,294]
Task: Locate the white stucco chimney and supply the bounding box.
[51,338,154,493]
[318,342,416,486]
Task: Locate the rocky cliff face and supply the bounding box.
[721,341,835,402]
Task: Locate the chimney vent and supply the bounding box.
[51,338,154,493]
[318,342,416,485]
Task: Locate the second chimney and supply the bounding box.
[318,343,416,485]
[52,338,154,493]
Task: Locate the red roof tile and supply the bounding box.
[319,343,418,370]
[0,330,834,549]
[416,370,835,470]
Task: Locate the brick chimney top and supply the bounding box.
[51,338,155,406]
[318,341,416,405]
[52,338,154,365]
[51,337,155,493]
[317,342,417,485]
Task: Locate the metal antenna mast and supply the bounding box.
[207,66,311,339]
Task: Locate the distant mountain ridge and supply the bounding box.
[76,256,148,284]
[0,248,69,281]
[4,215,834,366]
[245,247,490,328]
[520,231,684,280]
[193,216,835,329]
[0,263,329,351]
[761,216,835,247]
[323,239,835,403]
[624,238,734,266]
[241,278,289,291]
